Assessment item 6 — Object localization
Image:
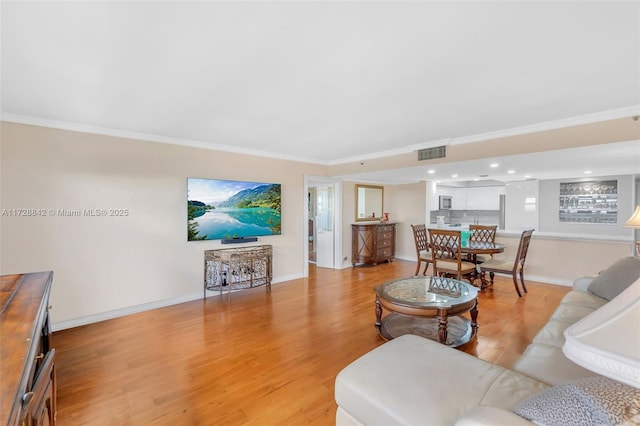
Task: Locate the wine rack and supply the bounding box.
[559,180,618,224]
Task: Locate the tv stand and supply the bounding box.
[204,245,272,300]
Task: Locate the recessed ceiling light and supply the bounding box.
[427,170,435,174]
[473,178,479,181]
[490,163,499,168]
[584,170,592,174]
[451,174,458,178]
[507,170,516,174]
[524,174,531,178]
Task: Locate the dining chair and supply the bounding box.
[428,228,476,284]
[479,229,534,297]
[469,224,498,264]
[410,224,431,276]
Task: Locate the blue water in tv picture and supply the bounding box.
[187,178,281,241]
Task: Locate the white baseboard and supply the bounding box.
[52,273,303,332]
[51,269,571,332]
[52,292,203,332]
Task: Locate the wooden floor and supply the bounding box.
[53,260,570,425]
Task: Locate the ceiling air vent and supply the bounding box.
[418,146,446,161]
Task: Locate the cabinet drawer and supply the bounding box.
[377,232,393,242]
[377,247,393,258]
[377,238,392,248]
[378,225,394,233]
[21,349,56,426]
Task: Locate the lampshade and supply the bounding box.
[625,206,640,228]
[562,278,640,388]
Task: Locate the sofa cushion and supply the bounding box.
[531,320,570,347]
[514,344,596,386]
[587,256,640,301]
[455,406,537,426]
[513,376,640,426]
[335,334,511,425]
[549,304,596,324]
[559,290,608,310]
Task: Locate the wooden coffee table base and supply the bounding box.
[377,313,476,348]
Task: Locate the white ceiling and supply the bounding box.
[2,1,639,183]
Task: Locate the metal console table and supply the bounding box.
[204,245,273,299]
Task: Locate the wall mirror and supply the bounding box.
[355,184,384,222]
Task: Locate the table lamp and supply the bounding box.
[625,205,640,256]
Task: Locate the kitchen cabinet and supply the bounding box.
[436,186,504,210]
[466,187,504,210]
[451,189,467,210]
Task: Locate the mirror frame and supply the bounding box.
[355,184,384,222]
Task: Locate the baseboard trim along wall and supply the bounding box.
[51,273,303,331]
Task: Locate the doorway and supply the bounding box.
[305,176,342,272]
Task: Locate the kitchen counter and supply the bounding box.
[427,225,632,244]
[497,229,633,244]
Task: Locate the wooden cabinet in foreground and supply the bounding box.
[352,223,396,266]
[1,271,56,426]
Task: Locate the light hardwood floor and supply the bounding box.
[53,260,570,425]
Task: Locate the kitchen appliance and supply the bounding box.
[439,195,452,210]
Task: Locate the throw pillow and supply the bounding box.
[513,376,640,426]
[587,256,640,301]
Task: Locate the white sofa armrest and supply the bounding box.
[572,275,598,292]
[454,406,534,426]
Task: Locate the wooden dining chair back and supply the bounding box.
[469,224,497,243]
[469,224,498,263]
[479,229,534,297]
[428,228,476,283]
[410,224,432,276]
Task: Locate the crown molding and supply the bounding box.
[449,105,640,146]
[0,113,328,165]
[3,105,638,166]
[328,106,640,165]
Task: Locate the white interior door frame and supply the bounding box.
[304,176,342,276]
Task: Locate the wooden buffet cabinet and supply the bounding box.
[351,223,396,266]
[1,271,56,426]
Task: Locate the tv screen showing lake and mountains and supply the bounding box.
[187,178,282,241]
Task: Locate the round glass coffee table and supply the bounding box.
[374,276,479,347]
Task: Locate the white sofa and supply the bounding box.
[334,257,640,425]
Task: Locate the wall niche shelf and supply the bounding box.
[559,180,618,224]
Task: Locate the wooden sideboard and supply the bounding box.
[1,271,56,426]
[352,223,396,266]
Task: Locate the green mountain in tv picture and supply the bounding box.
[187,178,281,241]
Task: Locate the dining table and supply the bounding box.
[461,241,505,263]
[460,241,505,288]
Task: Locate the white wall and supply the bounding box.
[0,122,326,328]
[495,232,632,285]
[386,182,427,261]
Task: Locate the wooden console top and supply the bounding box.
[0,271,54,424]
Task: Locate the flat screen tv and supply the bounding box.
[187,178,281,241]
